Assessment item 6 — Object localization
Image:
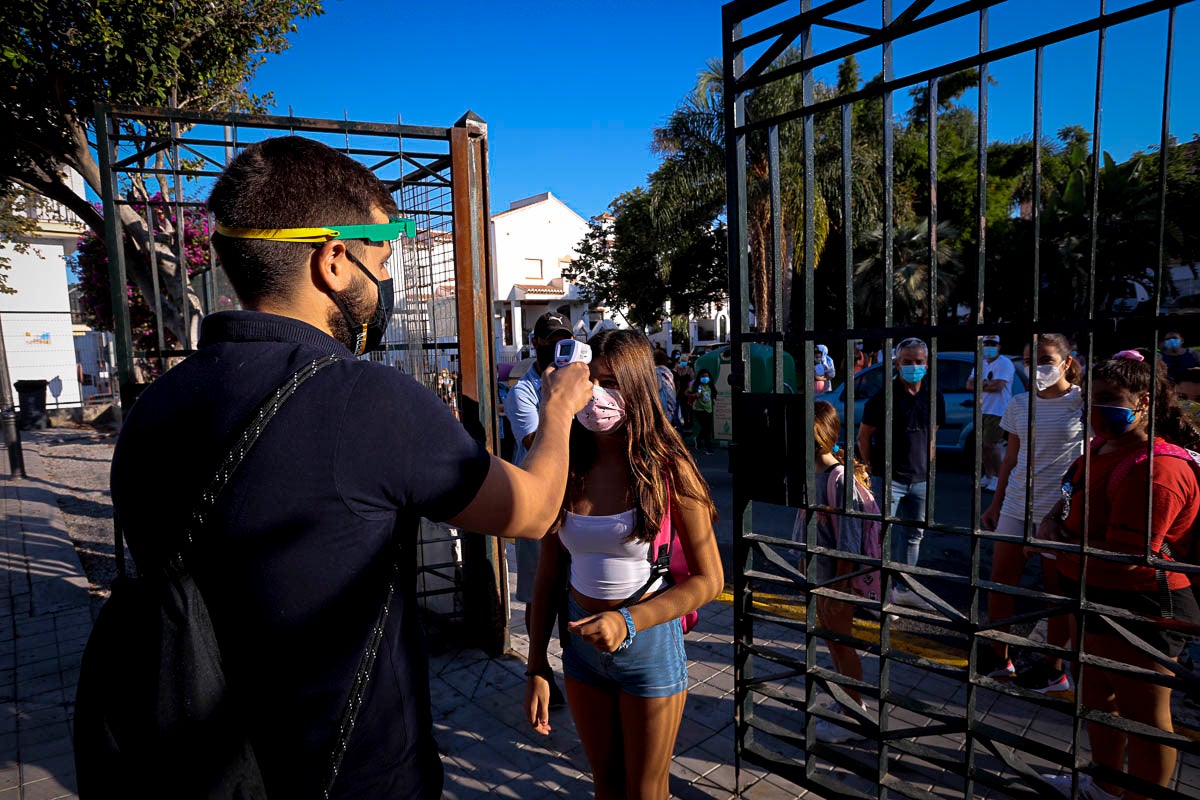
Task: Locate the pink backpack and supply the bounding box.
[822,466,884,601]
[625,485,698,633]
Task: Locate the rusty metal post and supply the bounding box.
[451,112,508,656]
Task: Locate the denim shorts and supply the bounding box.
[561,593,689,698]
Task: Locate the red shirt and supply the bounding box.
[1057,437,1199,591]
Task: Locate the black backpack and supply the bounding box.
[74,356,395,799]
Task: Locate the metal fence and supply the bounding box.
[722,1,1199,797]
[95,105,508,652]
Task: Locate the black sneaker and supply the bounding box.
[977,647,1016,679]
[1014,660,1073,694]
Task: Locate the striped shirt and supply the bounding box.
[998,386,1086,522]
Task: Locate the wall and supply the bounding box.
[490,194,589,302]
[0,237,84,408]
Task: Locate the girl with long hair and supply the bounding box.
[795,401,875,742]
[1038,351,1200,799]
[524,329,724,799]
[979,334,1085,692]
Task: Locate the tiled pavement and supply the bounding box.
[1,448,91,800]
[2,447,1199,798]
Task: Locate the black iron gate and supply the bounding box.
[95,105,510,653]
[723,1,1199,797]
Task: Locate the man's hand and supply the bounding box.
[567,611,629,653]
[525,674,553,735]
[540,362,593,417]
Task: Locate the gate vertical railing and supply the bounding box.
[723,1,1200,798]
[95,105,507,653]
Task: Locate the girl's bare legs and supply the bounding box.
[565,676,624,799]
[1087,632,1178,800]
[619,690,687,799]
[816,594,863,705]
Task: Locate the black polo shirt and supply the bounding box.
[110,310,491,798]
[861,377,946,484]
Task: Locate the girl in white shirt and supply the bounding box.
[980,333,1084,692]
[525,329,723,800]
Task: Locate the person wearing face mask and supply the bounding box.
[687,369,718,455]
[1160,330,1200,383]
[813,344,837,394]
[524,329,723,799]
[1035,351,1200,800]
[673,355,695,433]
[857,338,945,607]
[96,137,594,798]
[1176,367,1200,427]
[966,334,1016,492]
[979,334,1084,692]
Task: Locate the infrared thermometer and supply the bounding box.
[554,339,592,368]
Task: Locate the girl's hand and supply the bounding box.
[1036,515,1070,543]
[980,504,1000,532]
[568,611,629,653]
[524,674,553,735]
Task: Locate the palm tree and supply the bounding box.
[853,219,962,326]
[648,54,886,335]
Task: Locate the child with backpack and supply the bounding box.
[524,329,723,800]
[1036,350,1200,800]
[792,401,882,743]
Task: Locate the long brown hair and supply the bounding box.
[564,329,717,543]
[813,401,871,490]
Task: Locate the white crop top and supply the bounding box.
[558,509,665,600]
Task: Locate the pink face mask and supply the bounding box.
[576,385,625,433]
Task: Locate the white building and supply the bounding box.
[490,192,591,362]
[0,177,87,409]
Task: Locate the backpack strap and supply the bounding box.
[179,354,342,565]
[622,484,673,608]
[824,466,844,549]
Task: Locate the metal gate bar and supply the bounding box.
[723,1,1200,797]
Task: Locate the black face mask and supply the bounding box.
[331,250,393,356]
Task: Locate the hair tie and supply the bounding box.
[1112,349,1145,362]
[831,444,840,454]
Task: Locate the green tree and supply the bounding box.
[572,188,726,330]
[853,219,962,326]
[0,0,322,346]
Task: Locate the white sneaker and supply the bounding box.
[982,475,998,491]
[1040,773,1120,800]
[892,586,936,612]
[813,701,868,743]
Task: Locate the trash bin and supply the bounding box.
[14,379,49,431]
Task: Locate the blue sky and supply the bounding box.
[247,0,1199,221]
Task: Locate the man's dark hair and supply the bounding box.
[207,136,400,305]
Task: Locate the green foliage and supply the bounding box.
[0,0,321,335]
[572,189,726,330]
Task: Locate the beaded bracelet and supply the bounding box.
[617,607,636,651]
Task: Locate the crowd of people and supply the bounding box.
[802,330,1200,800]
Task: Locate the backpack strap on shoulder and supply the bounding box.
[622,484,673,608]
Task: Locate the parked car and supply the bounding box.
[1164,293,1200,315]
[827,352,1029,455]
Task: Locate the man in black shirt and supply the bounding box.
[857,338,945,605]
[1160,330,1200,384]
[106,136,592,798]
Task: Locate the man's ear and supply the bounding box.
[311,240,353,293]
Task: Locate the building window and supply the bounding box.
[525,258,543,279]
[558,260,575,280]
